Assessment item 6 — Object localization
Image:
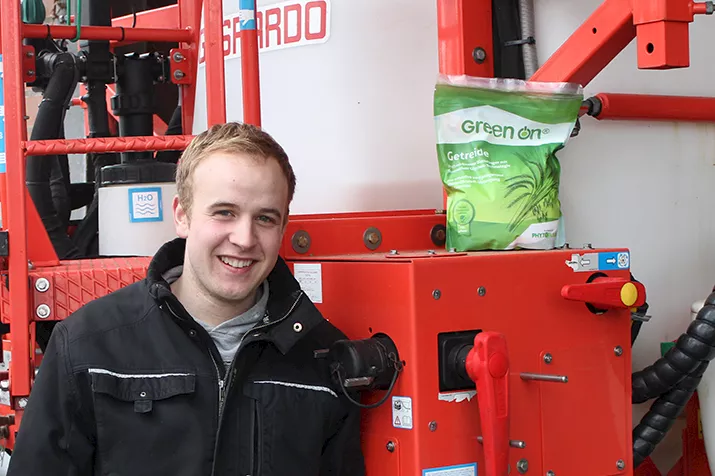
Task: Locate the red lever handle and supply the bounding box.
[465,332,509,476]
[562,277,646,310]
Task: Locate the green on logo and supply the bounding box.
[461,120,550,141]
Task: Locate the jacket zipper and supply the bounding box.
[209,291,304,476]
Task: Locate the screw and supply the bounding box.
[0,381,8,391]
[26,50,34,58]
[429,421,437,432]
[17,398,28,409]
[473,47,487,64]
[36,304,51,319]
[172,51,185,62]
[427,250,436,255]
[297,235,309,249]
[367,232,380,244]
[478,286,486,296]
[547,472,555,476]
[544,353,553,364]
[614,346,623,356]
[35,278,50,293]
[516,459,529,474]
[616,460,625,470]
[27,70,35,76]
[386,441,395,452]
[432,289,441,300]
[389,250,398,255]
[173,70,185,80]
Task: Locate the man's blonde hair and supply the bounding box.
[176,122,296,215]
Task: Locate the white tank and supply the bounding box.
[691,299,715,472]
[192,0,444,215]
[98,182,178,257]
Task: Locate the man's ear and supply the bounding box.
[173,196,190,238]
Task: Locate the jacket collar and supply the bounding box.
[147,238,323,354]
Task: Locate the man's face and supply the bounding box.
[173,151,289,309]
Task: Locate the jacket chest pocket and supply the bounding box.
[89,369,200,475]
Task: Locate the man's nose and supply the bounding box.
[228,216,257,249]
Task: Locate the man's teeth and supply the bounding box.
[220,257,253,268]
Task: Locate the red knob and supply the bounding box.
[562,277,646,310]
[465,332,509,476]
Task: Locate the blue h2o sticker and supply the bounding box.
[129,187,163,223]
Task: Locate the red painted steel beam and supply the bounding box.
[24,136,194,156]
[204,0,227,126]
[178,0,202,134]
[240,0,262,126]
[531,0,635,86]
[112,4,179,30]
[1,0,33,397]
[23,24,192,43]
[437,0,494,76]
[589,93,715,122]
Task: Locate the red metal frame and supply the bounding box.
[590,93,715,122]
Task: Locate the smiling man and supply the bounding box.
[8,123,366,476]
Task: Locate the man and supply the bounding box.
[7,122,366,475]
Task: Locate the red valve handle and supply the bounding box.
[561,277,646,310]
[465,332,510,476]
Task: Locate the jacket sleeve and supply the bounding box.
[7,322,95,475]
[320,400,365,476]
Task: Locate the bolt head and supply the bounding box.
[616,460,625,470]
[547,472,555,476]
[544,353,553,364]
[0,380,9,391]
[614,346,623,356]
[516,459,528,474]
[432,289,441,300]
[478,286,487,296]
[35,277,50,292]
[367,232,379,244]
[173,70,185,80]
[386,441,395,452]
[428,421,437,431]
[36,304,51,319]
[17,398,28,409]
[389,249,398,255]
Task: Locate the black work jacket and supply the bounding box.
[7,238,365,476]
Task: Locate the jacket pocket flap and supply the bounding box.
[89,369,196,402]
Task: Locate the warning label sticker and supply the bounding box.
[422,463,477,476]
[392,396,413,430]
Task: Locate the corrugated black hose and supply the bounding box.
[632,290,715,404]
[633,361,709,467]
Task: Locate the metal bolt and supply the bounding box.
[173,69,185,80]
[432,289,441,300]
[386,441,395,452]
[614,346,623,357]
[297,235,309,249]
[616,460,625,470]
[35,278,50,293]
[428,421,437,432]
[547,472,555,476]
[427,250,436,255]
[172,51,185,62]
[36,304,51,319]
[478,286,486,296]
[26,50,34,57]
[27,70,35,76]
[27,260,34,269]
[0,381,8,391]
[516,459,529,474]
[473,47,487,63]
[367,232,380,244]
[583,243,593,249]
[389,250,398,255]
[543,353,553,364]
[17,398,28,409]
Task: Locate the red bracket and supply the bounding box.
[169,47,193,85]
[22,45,36,84]
[465,332,510,476]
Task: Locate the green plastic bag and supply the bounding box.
[433,75,583,251]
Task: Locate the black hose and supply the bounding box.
[633,361,709,467]
[632,290,715,404]
[156,105,183,164]
[26,52,81,259]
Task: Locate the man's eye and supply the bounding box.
[257,215,277,224]
[215,210,233,217]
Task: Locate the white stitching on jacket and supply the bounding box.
[88,368,192,379]
[253,380,338,398]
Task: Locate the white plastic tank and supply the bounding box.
[98,161,178,257]
[691,299,715,472]
[192,0,444,215]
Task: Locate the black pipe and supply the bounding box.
[156,105,183,164]
[26,52,81,259]
[633,361,708,467]
[632,290,715,404]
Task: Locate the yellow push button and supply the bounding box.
[620,282,638,307]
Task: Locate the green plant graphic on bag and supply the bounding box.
[433,75,583,251]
